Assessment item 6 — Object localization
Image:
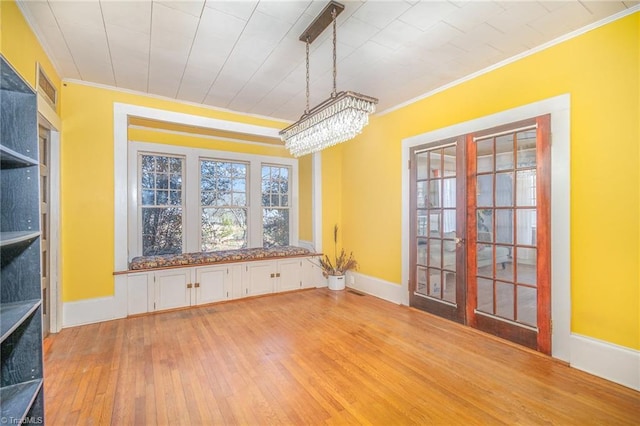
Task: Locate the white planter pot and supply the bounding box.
[327,275,346,291]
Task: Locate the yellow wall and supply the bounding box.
[6,0,639,350]
[61,81,312,301]
[0,0,61,111]
[321,145,343,260]
[298,154,313,242]
[341,13,640,350]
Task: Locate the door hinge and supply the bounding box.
[550,319,553,332]
[300,281,302,287]
[246,288,248,294]
[226,291,229,298]
[153,302,156,309]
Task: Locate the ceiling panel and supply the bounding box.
[15,0,639,121]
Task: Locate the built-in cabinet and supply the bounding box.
[127,257,322,315]
[0,56,45,423]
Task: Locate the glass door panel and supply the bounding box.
[467,115,551,354]
[410,140,465,323]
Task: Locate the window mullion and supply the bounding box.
[249,160,263,248]
[184,150,200,253]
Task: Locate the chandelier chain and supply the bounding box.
[280,1,378,157]
[332,8,337,97]
[305,38,310,114]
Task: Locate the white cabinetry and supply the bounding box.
[126,256,315,316]
[245,262,274,296]
[277,258,303,292]
[155,269,191,311]
[194,265,230,305]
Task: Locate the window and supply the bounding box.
[262,165,290,247]
[201,160,248,251]
[140,154,184,255]
[129,142,298,258]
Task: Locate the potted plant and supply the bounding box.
[319,224,358,290]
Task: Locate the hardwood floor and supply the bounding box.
[44,288,639,425]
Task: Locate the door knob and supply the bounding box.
[455,237,465,247]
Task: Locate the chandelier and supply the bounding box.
[280,1,378,157]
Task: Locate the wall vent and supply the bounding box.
[37,64,57,108]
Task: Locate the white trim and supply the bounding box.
[379,5,640,117]
[347,271,403,305]
[37,93,60,130]
[37,112,62,333]
[67,78,292,124]
[48,130,62,333]
[401,94,571,362]
[570,334,640,391]
[62,276,127,327]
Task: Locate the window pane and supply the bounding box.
[140,154,184,255]
[495,134,514,171]
[416,152,428,180]
[476,174,493,207]
[201,207,248,251]
[141,207,182,255]
[262,165,290,246]
[201,157,248,251]
[263,208,289,247]
[496,172,513,207]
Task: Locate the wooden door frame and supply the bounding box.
[408,115,552,354]
[408,138,466,323]
[401,95,571,361]
[465,115,552,354]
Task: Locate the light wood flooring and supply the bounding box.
[44,288,639,425]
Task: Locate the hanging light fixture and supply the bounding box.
[280,1,378,157]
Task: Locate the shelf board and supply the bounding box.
[0,231,40,247]
[0,379,43,424]
[0,145,38,169]
[0,299,41,343]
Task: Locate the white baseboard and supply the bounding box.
[347,271,403,305]
[570,333,640,391]
[62,276,127,327]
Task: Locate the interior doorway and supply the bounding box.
[409,115,551,354]
[39,125,50,337]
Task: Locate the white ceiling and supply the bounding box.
[18,0,639,121]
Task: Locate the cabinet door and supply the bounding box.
[303,258,324,289]
[127,273,149,315]
[277,259,302,292]
[155,269,191,311]
[245,262,274,296]
[195,266,228,305]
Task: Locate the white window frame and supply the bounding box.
[137,152,186,256]
[261,163,293,247]
[127,141,298,260]
[200,157,250,251]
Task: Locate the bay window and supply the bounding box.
[128,142,297,259]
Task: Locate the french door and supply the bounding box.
[409,139,466,323]
[409,115,551,354]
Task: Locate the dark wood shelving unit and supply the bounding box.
[0,55,45,424]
